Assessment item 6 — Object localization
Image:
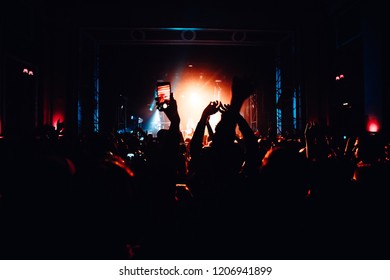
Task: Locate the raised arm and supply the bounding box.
[236,112,260,176]
[190,101,219,159]
[164,91,183,144]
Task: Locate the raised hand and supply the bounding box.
[201,100,220,120]
[304,121,316,143]
[164,92,180,124]
[218,103,231,114]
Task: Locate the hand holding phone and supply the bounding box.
[156,82,171,111]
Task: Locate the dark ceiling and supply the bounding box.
[30,0,337,31]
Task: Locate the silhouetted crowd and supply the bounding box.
[1,76,389,260]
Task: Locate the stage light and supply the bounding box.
[367,122,379,133]
[366,116,380,133]
[22,68,34,75]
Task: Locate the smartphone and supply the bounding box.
[156,82,171,110]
